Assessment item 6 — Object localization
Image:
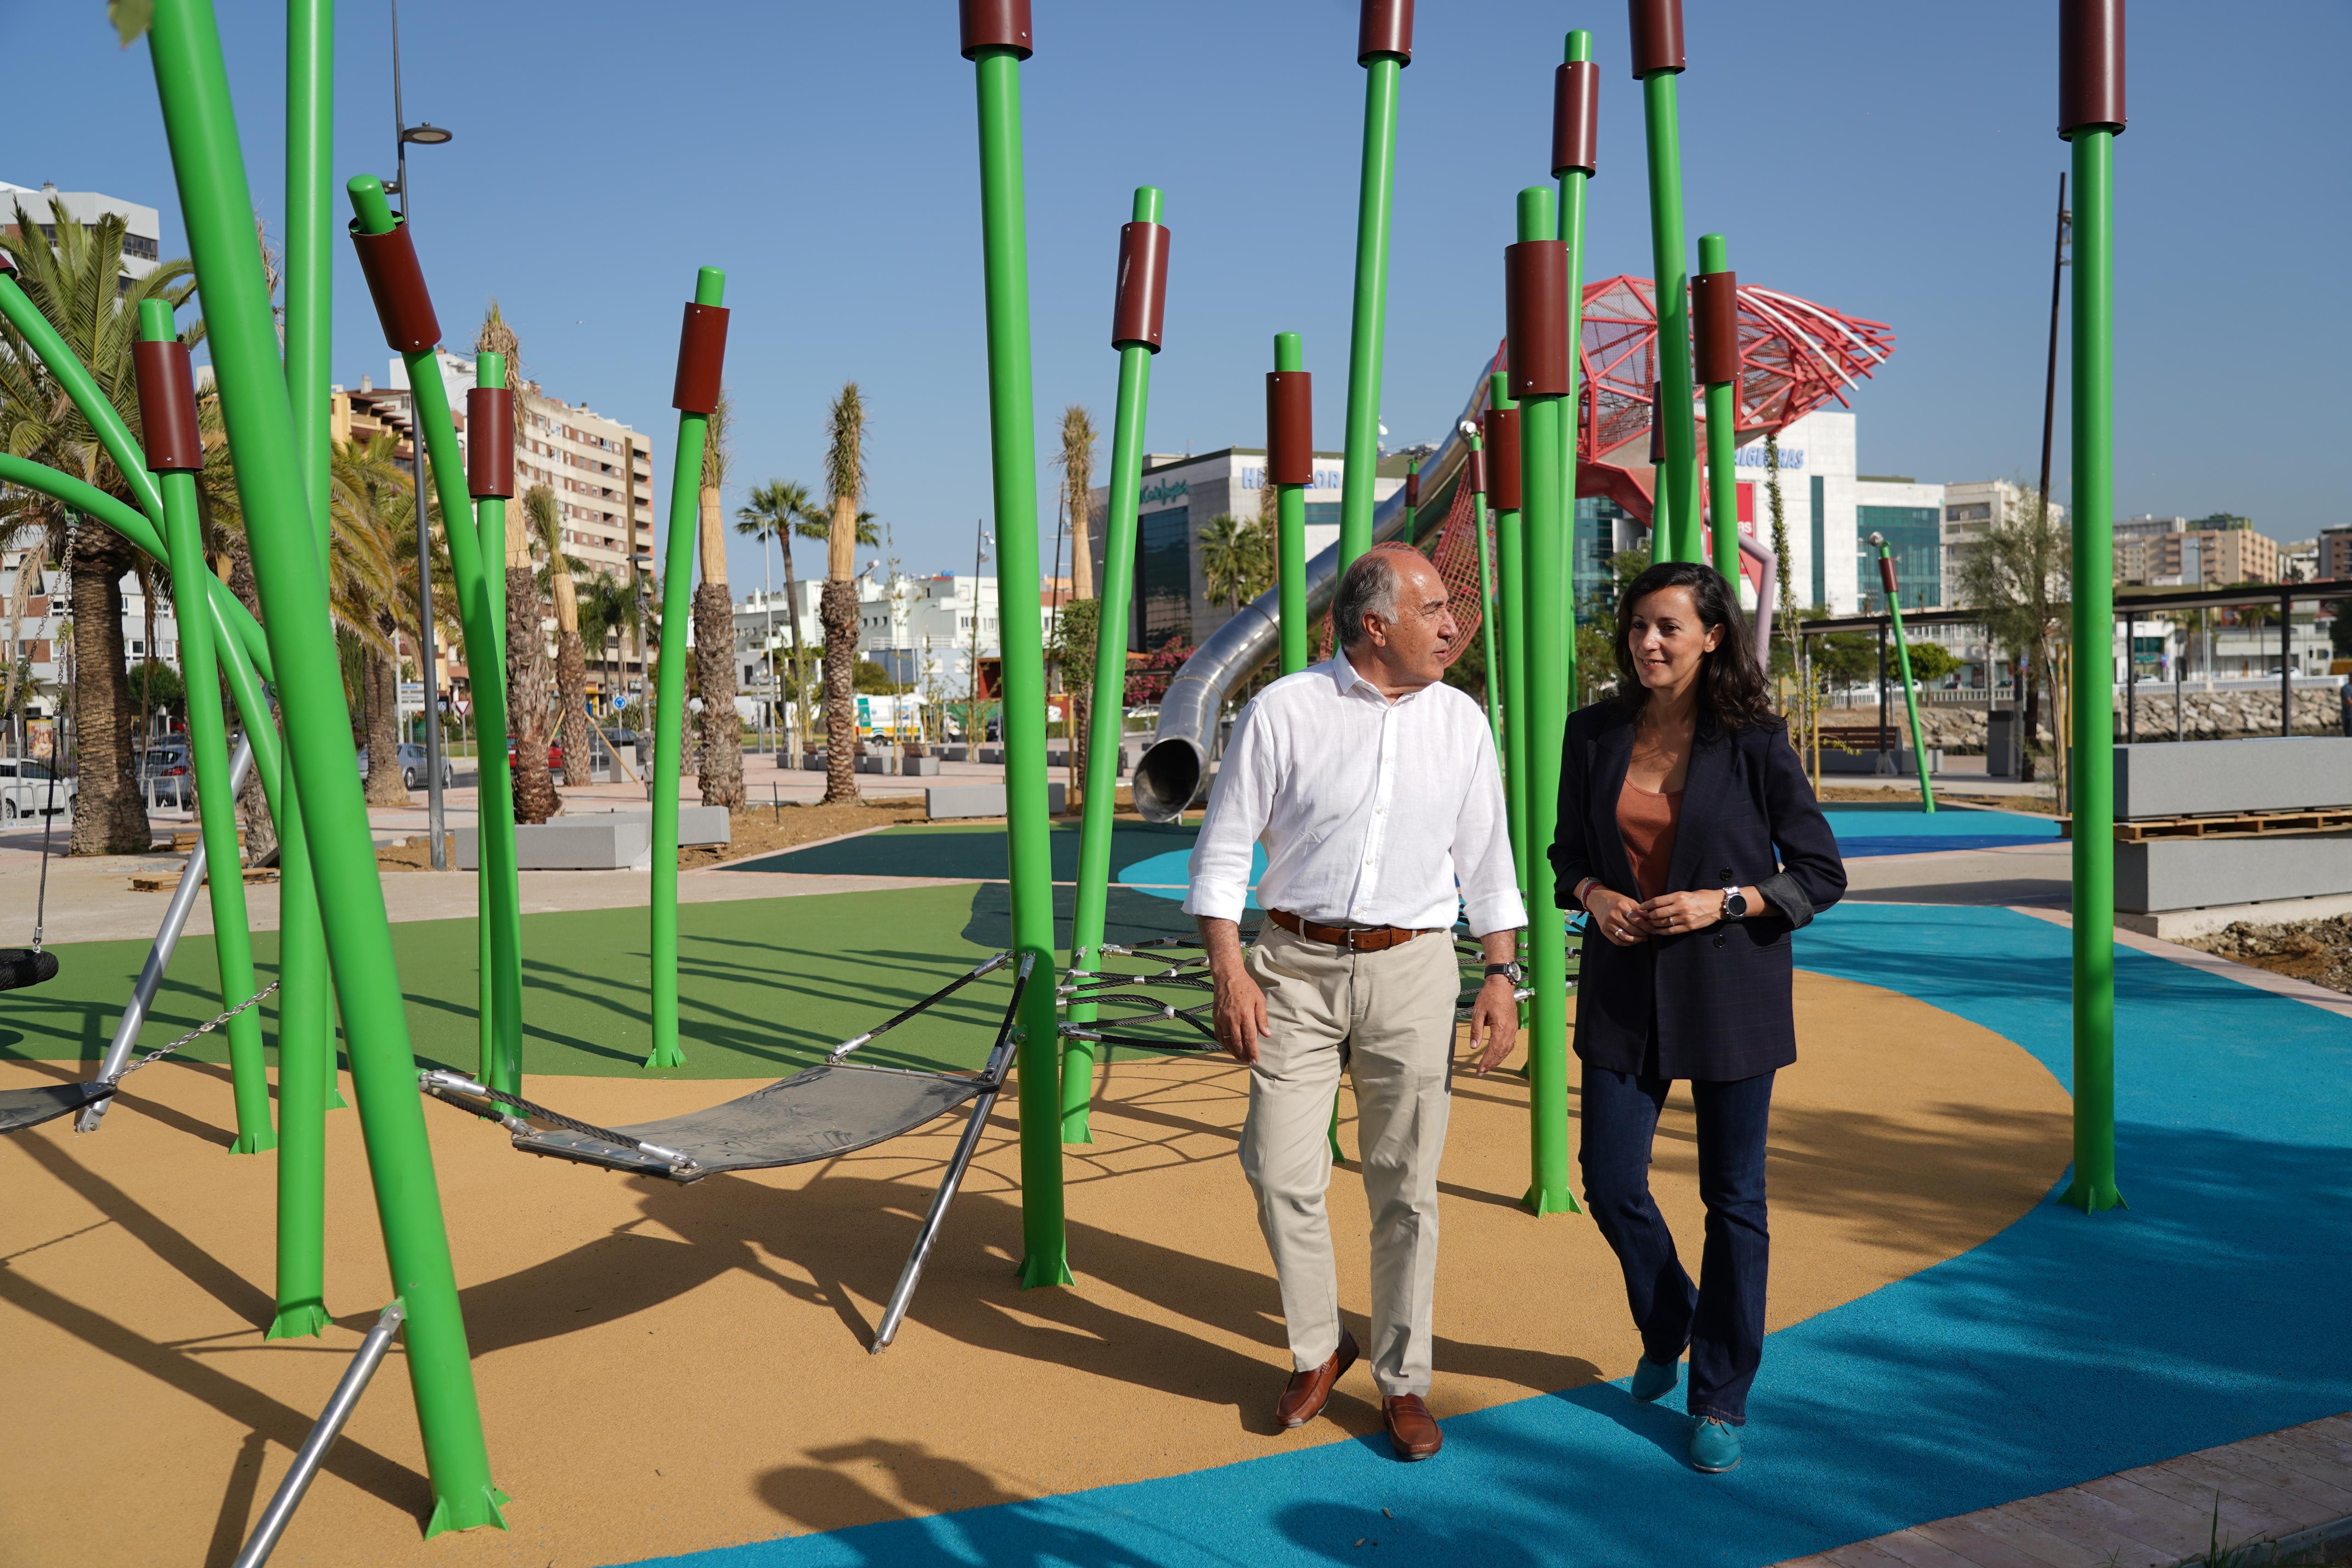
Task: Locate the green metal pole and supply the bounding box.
[970,41,1069,1288]
[648,276,719,1072]
[148,0,504,1531]
[138,301,273,1158]
[1339,52,1404,570]
[474,350,524,1095]
[2064,124,2121,1213]
[1870,536,1938,812]
[1467,434,1503,749]
[268,0,338,1348]
[1062,186,1164,1144]
[0,283,284,797]
[1638,69,1700,564]
[1515,188,1577,1218]
[1556,28,1594,710]
[1491,374,1531,908]
[1697,233,1741,581]
[346,178,524,1095]
[1275,332,1310,673]
[0,457,283,810]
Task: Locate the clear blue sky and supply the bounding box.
[8,0,2347,587]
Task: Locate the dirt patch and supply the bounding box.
[682,799,928,869]
[376,835,452,873]
[2181,915,2352,996]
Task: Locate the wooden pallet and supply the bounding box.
[165,827,246,853]
[130,866,278,892]
[2058,807,2352,842]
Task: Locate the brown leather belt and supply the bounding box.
[1266,908,1437,953]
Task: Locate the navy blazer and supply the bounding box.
[1548,701,1846,1082]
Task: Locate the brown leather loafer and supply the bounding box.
[1382,1393,1443,1460]
[1275,1328,1359,1428]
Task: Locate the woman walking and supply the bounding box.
[1550,561,1845,1474]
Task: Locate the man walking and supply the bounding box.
[1187,545,1525,1461]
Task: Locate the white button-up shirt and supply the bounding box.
[1183,654,1526,937]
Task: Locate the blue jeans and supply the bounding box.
[1579,1062,1775,1425]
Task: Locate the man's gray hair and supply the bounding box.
[1333,548,1407,648]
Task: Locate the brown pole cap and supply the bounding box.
[2058,0,2126,137]
[1466,448,1487,496]
[348,219,441,353]
[1404,469,1420,509]
[1648,380,1665,465]
[1878,555,1900,595]
[132,339,204,474]
[1358,0,1413,65]
[1553,61,1600,177]
[1112,221,1170,351]
[960,0,1033,60]
[1628,0,1685,77]
[465,387,514,499]
[1484,406,1522,511]
[672,302,730,416]
[1266,371,1314,486]
[1691,270,1740,386]
[1505,240,1572,399]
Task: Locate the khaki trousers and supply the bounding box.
[1237,922,1458,1397]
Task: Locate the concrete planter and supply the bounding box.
[455,807,730,871]
[900,756,941,776]
[926,782,1067,820]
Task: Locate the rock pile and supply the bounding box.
[1819,688,2343,754]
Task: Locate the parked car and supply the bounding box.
[0,757,75,821]
[140,743,194,809]
[356,742,455,793]
[505,738,564,771]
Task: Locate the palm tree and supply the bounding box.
[692,390,741,807]
[526,484,593,786]
[574,570,639,714]
[0,197,195,852]
[735,478,820,759]
[1056,404,1098,601]
[819,383,867,804]
[1199,512,1274,613]
[328,432,423,804]
[476,305,559,823]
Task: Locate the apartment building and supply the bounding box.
[2129,525,2280,587]
[0,179,163,279]
[2321,527,2352,582]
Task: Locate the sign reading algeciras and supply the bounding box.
[1734,444,1803,470]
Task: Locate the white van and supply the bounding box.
[0,758,76,822]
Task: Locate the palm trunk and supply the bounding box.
[363,616,407,805]
[548,566,591,787]
[694,485,742,808]
[820,578,858,804]
[505,565,560,823]
[781,540,808,761]
[67,530,152,854]
[2020,645,2042,784]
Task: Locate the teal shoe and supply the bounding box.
[1690,1416,1742,1473]
[1629,1357,1680,1404]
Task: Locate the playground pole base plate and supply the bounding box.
[2058,1177,2127,1213]
[423,1484,512,1540]
[1017,1251,1075,1290]
[1523,1185,1583,1217]
[264,1300,333,1341]
[229,1129,279,1155]
[641,1044,687,1071]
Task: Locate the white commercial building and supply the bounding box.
[1086,448,1405,650]
[1,180,163,279]
[2,551,184,725]
[734,572,1001,700]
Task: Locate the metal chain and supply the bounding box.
[116,979,282,1078]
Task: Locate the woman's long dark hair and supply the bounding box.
[1611,561,1776,733]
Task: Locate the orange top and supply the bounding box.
[1617,779,1682,901]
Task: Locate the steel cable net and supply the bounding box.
[1312,476,1487,665]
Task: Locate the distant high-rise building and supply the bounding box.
[0,180,163,278]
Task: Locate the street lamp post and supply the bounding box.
[388,0,454,864]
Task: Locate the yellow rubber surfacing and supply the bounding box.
[0,971,2069,1567]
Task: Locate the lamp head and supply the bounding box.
[1868,531,1887,548]
[400,122,453,146]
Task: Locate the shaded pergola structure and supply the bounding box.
[1803,577,2352,742]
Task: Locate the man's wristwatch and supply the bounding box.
[1720,879,1749,922]
[1484,961,1525,986]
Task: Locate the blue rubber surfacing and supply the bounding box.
[614,905,2352,1568]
